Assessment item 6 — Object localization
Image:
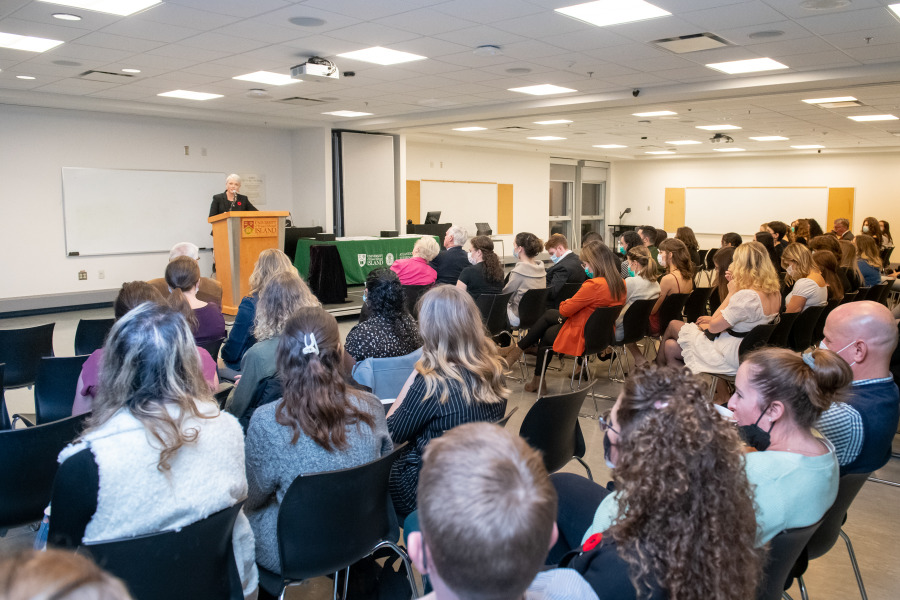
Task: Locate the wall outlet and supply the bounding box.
[98,270,105,279]
[78,270,87,280]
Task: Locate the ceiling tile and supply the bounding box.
[433,24,527,47]
[373,8,476,36]
[168,0,292,19]
[98,19,202,44]
[322,22,421,46]
[75,32,166,53]
[796,7,896,36]
[432,0,543,23]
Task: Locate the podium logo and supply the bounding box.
[386,253,395,266]
[243,221,254,235]
[357,254,367,267]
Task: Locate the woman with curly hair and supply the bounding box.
[659,241,780,375]
[345,268,422,361]
[855,234,883,286]
[456,235,504,300]
[782,242,828,313]
[861,216,883,248]
[502,231,547,327]
[549,366,761,600]
[387,285,508,518]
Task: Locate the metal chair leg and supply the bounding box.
[573,456,593,481]
[538,350,550,397]
[373,540,420,599]
[798,574,809,600]
[839,529,868,600]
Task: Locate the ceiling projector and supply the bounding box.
[710,133,734,143]
[291,57,340,80]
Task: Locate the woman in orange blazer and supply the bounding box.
[499,241,626,394]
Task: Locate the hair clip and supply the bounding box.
[302,333,320,355]
[802,351,816,370]
[653,400,669,410]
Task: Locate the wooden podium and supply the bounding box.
[208,211,289,315]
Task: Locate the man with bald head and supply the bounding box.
[816,301,899,475]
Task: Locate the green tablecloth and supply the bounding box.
[293,236,439,285]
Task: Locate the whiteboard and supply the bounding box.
[684,187,828,235]
[62,168,225,256]
[340,132,396,237]
[420,181,498,234]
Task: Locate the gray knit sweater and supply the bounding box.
[243,394,392,572]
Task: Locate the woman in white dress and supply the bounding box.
[616,245,661,345]
[782,243,829,313]
[660,241,781,375]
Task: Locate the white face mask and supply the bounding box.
[862,225,870,233]
[658,253,667,268]
[786,265,795,278]
[820,339,857,367]
[513,248,520,259]
[467,251,477,265]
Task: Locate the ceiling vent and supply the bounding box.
[79,70,135,83]
[651,33,732,54]
[496,126,532,132]
[277,96,327,106]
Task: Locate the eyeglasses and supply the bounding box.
[598,411,618,435]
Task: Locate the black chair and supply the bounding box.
[609,298,656,383]
[645,292,690,359]
[839,290,858,305]
[74,318,115,356]
[811,298,841,348]
[881,246,893,269]
[0,413,88,529]
[756,519,823,600]
[556,282,582,306]
[33,355,90,425]
[0,364,10,431]
[519,384,593,481]
[198,337,225,363]
[0,323,55,389]
[401,284,432,318]
[308,244,348,304]
[705,323,777,400]
[705,247,718,272]
[257,445,418,600]
[788,306,827,352]
[708,287,723,315]
[853,287,870,302]
[508,288,551,381]
[769,311,800,348]
[475,292,513,341]
[80,503,244,600]
[683,287,713,323]
[874,281,892,306]
[794,472,872,600]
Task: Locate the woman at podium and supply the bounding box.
[209,173,257,217]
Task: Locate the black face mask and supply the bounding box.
[738,411,773,451]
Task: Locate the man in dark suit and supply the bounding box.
[209,173,258,217]
[430,225,471,285]
[544,233,586,308]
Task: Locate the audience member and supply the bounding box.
[638,239,693,366]
[244,306,392,574]
[72,281,217,417]
[660,242,779,374]
[391,236,440,285]
[791,218,811,245]
[637,226,658,261]
[544,233,588,308]
[812,250,844,302]
[49,303,258,598]
[816,301,900,475]
[808,218,825,239]
[674,226,701,267]
[457,235,504,301]
[386,286,508,518]
[503,232,547,327]
[148,241,223,306]
[617,231,644,278]
[654,227,668,246]
[767,220,790,250]
[225,270,319,424]
[345,268,422,361]
[832,218,854,241]
[0,548,132,600]
[430,225,470,284]
[710,245,735,312]
[550,366,760,599]
[861,216,884,248]
[408,423,598,600]
[582,230,603,245]
[721,232,743,248]
[728,347,843,543]
[221,248,295,371]
[615,246,660,345]
[880,220,893,249]
[165,255,226,344]
[839,239,864,292]
[855,234,883,286]
[499,242,625,394]
[809,235,851,292]
[782,243,828,313]
[754,231,780,272]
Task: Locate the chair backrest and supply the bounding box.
[80,503,244,600]
[351,348,422,400]
[619,299,656,345]
[805,472,870,560]
[788,305,826,352]
[853,286,870,301]
[708,287,723,314]
[861,282,883,301]
[768,311,800,348]
[756,519,822,600]
[74,318,115,356]
[875,281,893,306]
[34,355,90,425]
[519,385,592,474]
[557,282,583,305]
[655,292,690,337]
[705,247,718,271]
[683,287,713,323]
[697,249,709,269]
[402,284,432,318]
[0,323,55,389]
[811,298,841,348]
[582,306,623,357]
[0,364,9,431]
[0,413,88,528]
[475,293,513,336]
[839,290,858,305]
[277,444,406,581]
[517,288,551,330]
[198,337,225,363]
[737,323,777,359]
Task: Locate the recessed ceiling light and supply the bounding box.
[848,114,898,121]
[157,90,223,101]
[37,0,160,17]
[802,96,857,104]
[506,67,531,75]
[323,110,373,117]
[337,46,426,66]
[748,30,785,39]
[0,31,64,53]
[53,60,81,66]
[594,144,627,148]
[750,136,789,141]
[696,124,741,131]
[289,16,326,27]
[714,147,746,152]
[233,71,298,86]
[528,136,566,141]
[890,4,900,20]
[556,0,671,27]
[633,110,676,117]
[122,68,141,73]
[52,12,82,20]
[706,57,789,74]
[534,119,573,125]
[508,84,577,96]
[646,150,675,155]
[791,144,825,149]
[801,0,850,9]
[453,126,487,131]
[16,75,35,80]
[665,140,701,145]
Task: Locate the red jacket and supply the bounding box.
[553,278,624,356]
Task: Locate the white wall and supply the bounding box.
[291,127,332,231]
[609,152,900,249]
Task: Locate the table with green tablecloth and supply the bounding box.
[293,235,439,285]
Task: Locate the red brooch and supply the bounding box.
[237,202,242,206]
[582,533,603,552]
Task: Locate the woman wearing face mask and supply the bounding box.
[782,242,829,313]
[502,232,546,327]
[456,235,504,301]
[618,231,644,278]
[615,246,660,351]
[635,239,693,367]
[861,216,883,248]
[728,347,847,544]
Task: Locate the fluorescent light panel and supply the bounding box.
[534,119,573,124]
[665,140,701,145]
[706,57,788,74]
[556,0,671,27]
[696,124,741,131]
[158,90,223,101]
[52,12,81,20]
[37,0,160,16]
[791,145,824,149]
[714,147,746,152]
[848,114,898,121]
[646,150,675,155]
[508,84,577,95]
[16,75,35,79]
[633,110,676,117]
[528,136,566,141]
[750,136,789,141]
[337,46,426,65]
[889,3,900,19]
[453,126,486,131]
[233,71,298,86]
[594,144,627,148]
[323,110,372,117]
[802,96,857,104]
[0,31,64,53]
[122,68,141,73]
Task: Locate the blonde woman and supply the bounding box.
[660,242,780,375]
[225,270,319,425]
[616,246,660,349]
[390,235,440,286]
[839,240,864,292]
[387,285,508,518]
[855,234,883,287]
[782,243,828,313]
[221,249,296,370]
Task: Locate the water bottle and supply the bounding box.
[33,506,50,551]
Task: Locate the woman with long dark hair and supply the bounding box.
[456,235,504,300]
[674,226,701,268]
[754,231,779,272]
[503,232,547,327]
